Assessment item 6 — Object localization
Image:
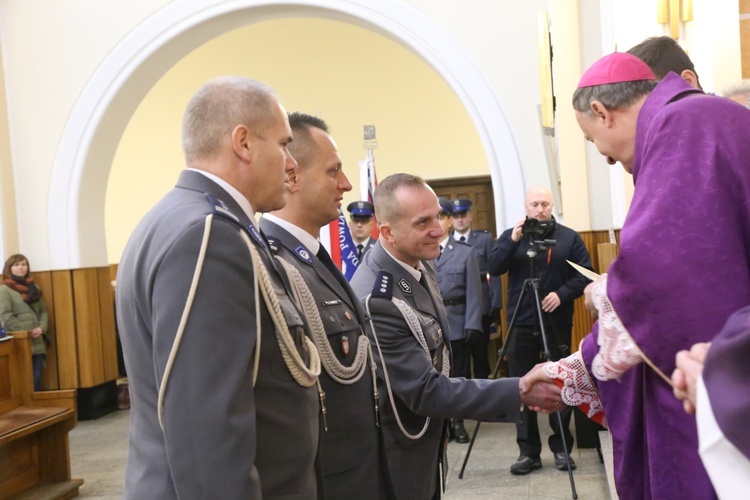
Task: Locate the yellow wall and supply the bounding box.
[106,18,488,264]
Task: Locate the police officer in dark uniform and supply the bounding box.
[434,197,483,442]
[450,198,502,379]
[260,113,392,499]
[347,201,376,261]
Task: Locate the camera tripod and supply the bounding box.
[458,241,579,499]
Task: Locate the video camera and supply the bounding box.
[522,216,556,252]
[522,216,555,237]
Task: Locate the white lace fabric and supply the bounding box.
[589,275,642,381]
[543,352,607,427]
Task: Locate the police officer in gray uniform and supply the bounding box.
[350,174,563,500]
[347,201,377,261]
[260,113,392,499]
[117,78,319,499]
[434,197,483,443]
[451,198,502,379]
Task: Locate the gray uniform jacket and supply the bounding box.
[259,218,391,500]
[434,241,482,341]
[116,170,319,499]
[458,230,502,315]
[350,242,522,500]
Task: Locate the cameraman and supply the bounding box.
[488,186,592,476]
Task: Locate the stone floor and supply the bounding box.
[69,409,613,499]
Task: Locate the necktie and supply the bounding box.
[459,236,466,242]
[317,245,351,290]
[419,269,430,291]
[357,244,364,260]
[437,245,443,262]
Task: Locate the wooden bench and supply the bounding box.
[0,331,83,500]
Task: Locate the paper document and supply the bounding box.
[566,260,600,281]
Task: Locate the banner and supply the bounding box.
[320,209,359,280]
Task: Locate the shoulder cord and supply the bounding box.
[274,257,371,385]
[157,215,320,430]
[158,214,215,429]
[365,294,450,440]
[244,232,321,388]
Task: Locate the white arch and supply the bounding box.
[48,0,525,269]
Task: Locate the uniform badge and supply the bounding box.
[341,334,350,356]
[247,224,265,248]
[294,245,313,264]
[398,278,412,294]
[433,328,442,343]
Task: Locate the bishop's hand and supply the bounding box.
[518,363,562,413]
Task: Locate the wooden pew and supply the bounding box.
[0,331,83,500]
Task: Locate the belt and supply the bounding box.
[443,297,466,306]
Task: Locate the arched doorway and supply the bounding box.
[48,0,524,269]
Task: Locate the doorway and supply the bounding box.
[429,175,497,237]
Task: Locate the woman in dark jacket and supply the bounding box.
[0,254,49,390]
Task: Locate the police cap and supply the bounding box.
[347,201,375,220]
[451,198,473,214]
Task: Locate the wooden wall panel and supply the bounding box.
[72,269,105,388]
[51,271,78,390]
[742,19,750,79]
[31,271,59,390]
[97,267,119,382]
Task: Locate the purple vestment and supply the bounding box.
[703,306,750,461]
[580,73,750,499]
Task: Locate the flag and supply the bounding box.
[359,149,379,239]
[319,209,359,280]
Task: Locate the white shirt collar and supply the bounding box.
[261,213,321,254]
[355,237,371,248]
[439,236,451,251]
[453,229,471,241]
[382,246,424,281]
[189,168,258,229]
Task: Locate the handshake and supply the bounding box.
[517,363,564,413]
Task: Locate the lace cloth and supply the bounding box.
[540,274,646,427]
[589,275,642,381]
[543,351,607,427]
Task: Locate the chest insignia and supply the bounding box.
[341,334,350,356]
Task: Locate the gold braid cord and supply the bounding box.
[274,257,371,385]
[243,231,320,388]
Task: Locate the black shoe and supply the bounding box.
[554,452,576,471]
[510,455,542,475]
[453,420,469,443]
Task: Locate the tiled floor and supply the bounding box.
[69,409,611,499]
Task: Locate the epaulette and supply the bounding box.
[206,194,240,223]
[205,193,265,248]
[266,236,280,254]
[371,271,393,300]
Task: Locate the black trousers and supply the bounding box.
[464,315,493,378]
[450,339,470,379]
[507,324,573,457]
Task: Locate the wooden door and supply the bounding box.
[428,176,497,237]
